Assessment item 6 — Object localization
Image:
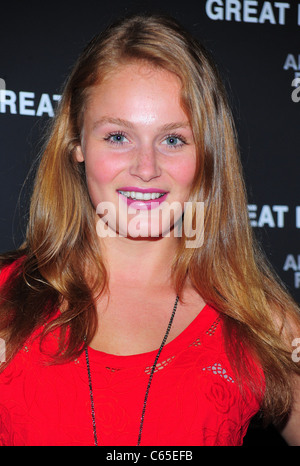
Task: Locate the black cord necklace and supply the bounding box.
[84,294,179,446]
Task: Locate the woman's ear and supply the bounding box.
[75,145,85,162]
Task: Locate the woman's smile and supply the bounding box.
[117,187,168,210]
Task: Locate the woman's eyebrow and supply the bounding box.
[92,117,191,132]
[158,122,191,132]
[92,117,134,130]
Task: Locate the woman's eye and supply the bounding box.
[104,132,129,145]
[162,135,186,148]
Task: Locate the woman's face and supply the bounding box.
[76,62,196,239]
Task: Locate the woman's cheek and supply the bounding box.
[171,160,196,190]
[86,153,117,185]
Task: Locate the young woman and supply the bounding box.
[0,13,299,446]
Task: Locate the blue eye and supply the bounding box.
[162,134,186,148]
[111,134,126,143]
[104,132,129,145]
[166,136,179,145]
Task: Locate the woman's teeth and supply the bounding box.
[118,190,165,201]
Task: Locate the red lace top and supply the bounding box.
[0,262,263,446]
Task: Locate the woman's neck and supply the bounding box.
[99,235,178,289]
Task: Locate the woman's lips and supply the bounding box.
[117,187,168,210]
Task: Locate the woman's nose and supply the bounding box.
[129,145,161,182]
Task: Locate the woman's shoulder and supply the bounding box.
[0,307,61,375]
[0,253,26,287]
[0,251,60,373]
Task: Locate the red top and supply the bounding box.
[0,262,263,446]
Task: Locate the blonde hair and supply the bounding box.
[1,13,299,423]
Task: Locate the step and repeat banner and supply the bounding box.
[0,0,299,444]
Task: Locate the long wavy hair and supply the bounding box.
[0,13,299,424]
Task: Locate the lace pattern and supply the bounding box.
[202,362,234,383]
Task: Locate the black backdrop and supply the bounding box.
[0,0,299,446]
